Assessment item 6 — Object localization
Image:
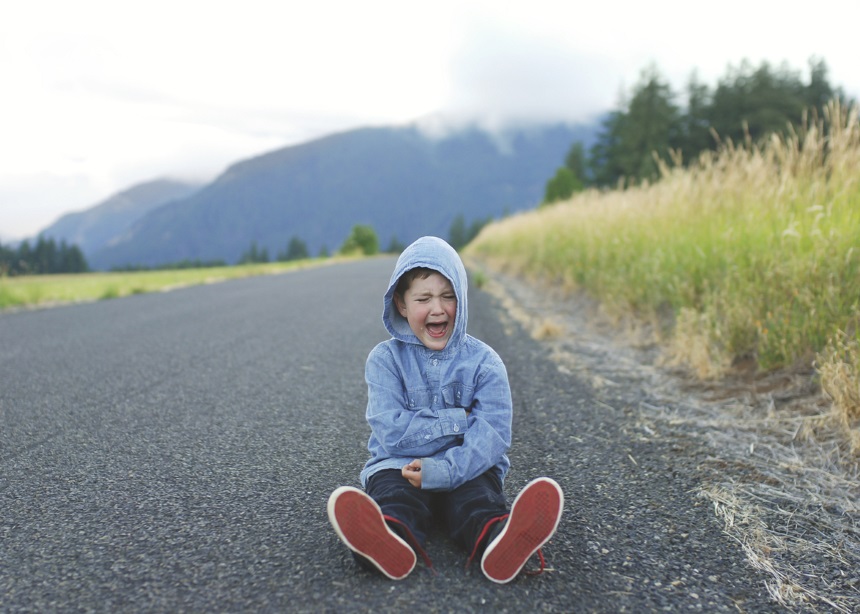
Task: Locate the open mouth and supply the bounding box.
[425,321,449,338]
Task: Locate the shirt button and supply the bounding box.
[454,424,460,433]
[433,359,438,366]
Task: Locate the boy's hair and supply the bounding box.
[394,267,438,299]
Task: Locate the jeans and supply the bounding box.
[365,469,508,553]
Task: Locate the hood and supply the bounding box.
[382,236,468,350]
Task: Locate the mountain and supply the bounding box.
[39,179,201,257]
[82,122,598,269]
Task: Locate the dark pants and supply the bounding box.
[365,469,508,554]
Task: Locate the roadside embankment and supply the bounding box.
[466,100,860,452]
[465,100,860,611]
[468,262,859,612]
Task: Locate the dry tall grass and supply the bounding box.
[466,100,860,446]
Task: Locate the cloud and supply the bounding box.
[442,24,619,130]
[0,173,102,239]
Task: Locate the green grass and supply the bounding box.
[0,258,337,311]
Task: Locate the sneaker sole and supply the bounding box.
[327,486,416,580]
[481,477,564,584]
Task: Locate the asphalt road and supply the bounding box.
[0,258,775,612]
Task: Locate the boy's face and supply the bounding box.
[394,272,457,351]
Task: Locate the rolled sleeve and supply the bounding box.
[419,456,452,490]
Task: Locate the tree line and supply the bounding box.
[3,212,493,277]
[544,57,853,203]
[238,215,492,264]
[0,236,88,276]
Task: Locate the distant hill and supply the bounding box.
[39,179,201,257]
[72,122,597,270]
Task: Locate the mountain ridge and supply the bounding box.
[39,122,599,269]
[37,179,202,257]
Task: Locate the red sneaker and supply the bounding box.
[481,477,564,584]
[327,486,417,580]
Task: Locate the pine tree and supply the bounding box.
[278,236,309,261]
[449,214,468,250]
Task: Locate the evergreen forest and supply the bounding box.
[0,236,88,276]
[544,58,853,203]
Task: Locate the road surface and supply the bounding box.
[0,258,774,612]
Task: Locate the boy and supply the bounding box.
[327,236,563,583]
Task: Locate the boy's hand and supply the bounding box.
[402,459,422,488]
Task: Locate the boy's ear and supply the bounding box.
[393,293,407,315]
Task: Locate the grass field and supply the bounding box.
[466,101,860,446]
[0,258,337,311]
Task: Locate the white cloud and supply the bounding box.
[442,22,620,129]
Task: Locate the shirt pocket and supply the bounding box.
[441,382,475,409]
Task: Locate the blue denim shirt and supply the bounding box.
[360,237,512,491]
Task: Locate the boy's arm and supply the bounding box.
[365,346,470,457]
[419,359,512,491]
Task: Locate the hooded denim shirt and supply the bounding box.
[360,236,512,491]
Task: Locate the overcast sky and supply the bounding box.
[2,0,859,240]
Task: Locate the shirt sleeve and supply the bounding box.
[365,345,470,458]
[420,357,512,491]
